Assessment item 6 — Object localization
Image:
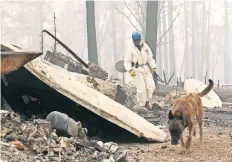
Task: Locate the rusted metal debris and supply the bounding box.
[44,51,84,73]
[44,50,108,81]
[1,42,42,74]
[42,30,108,80]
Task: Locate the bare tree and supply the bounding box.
[161,5,169,77]
[195,3,201,80]
[184,1,189,79]
[205,0,211,80]
[156,2,163,75]
[53,12,57,53]
[199,1,206,81]
[115,0,180,49]
[224,0,229,83]
[145,1,158,59]
[168,1,176,84]
[119,6,125,60]
[191,1,197,79]
[111,3,118,76]
[114,0,146,34]
[39,1,44,52]
[157,5,180,47]
[86,1,98,64]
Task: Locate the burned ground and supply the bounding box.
[124,107,232,162]
[2,67,232,161]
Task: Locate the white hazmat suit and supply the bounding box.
[124,40,156,107]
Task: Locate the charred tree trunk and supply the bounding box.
[191,1,197,79]
[145,1,158,60]
[205,0,211,80]
[156,2,163,75]
[111,6,117,77]
[120,12,125,60]
[195,3,201,80]
[53,12,57,53]
[184,1,189,79]
[39,1,44,52]
[86,1,98,64]
[119,3,125,60]
[141,1,147,35]
[168,1,176,84]
[200,1,206,81]
[224,0,229,84]
[162,5,169,78]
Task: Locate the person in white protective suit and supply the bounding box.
[124,31,156,110]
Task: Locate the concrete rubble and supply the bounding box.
[0,110,128,162]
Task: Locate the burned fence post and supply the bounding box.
[163,70,167,85]
[176,77,179,86]
[167,71,175,86]
[204,70,208,84]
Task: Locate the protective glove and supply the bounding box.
[152,68,156,73]
[129,70,136,77]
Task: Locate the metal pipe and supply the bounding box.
[42,30,89,68]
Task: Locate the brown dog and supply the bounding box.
[168,79,214,149]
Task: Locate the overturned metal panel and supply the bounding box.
[1,42,42,74]
[5,44,167,142]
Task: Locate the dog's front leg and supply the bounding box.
[180,134,185,147]
[185,123,195,149]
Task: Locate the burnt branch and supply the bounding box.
[157,1,166,25]
[124,1,143,31]
[135,0,145,20]
[163,70,167,85]
[133,1,143,29]
[97,10,110,48]
[157,8,180,45]
[167,71,175,85]
[157,36,174,46]
[114,4,142,33]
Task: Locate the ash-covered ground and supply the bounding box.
[1,106,232,162]
[124,107,232,162]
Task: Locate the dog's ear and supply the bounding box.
[180,111,187,127]
[168,110,174,120]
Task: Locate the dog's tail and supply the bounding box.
[197,79,214,97]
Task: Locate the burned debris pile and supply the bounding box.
[44,51,84,74]
[0,111,127,162]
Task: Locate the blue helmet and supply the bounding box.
[132,31,141,40]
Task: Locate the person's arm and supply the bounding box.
[147,45,156,69]
[124,50,133,72]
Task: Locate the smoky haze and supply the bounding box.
[1,0,232,85]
